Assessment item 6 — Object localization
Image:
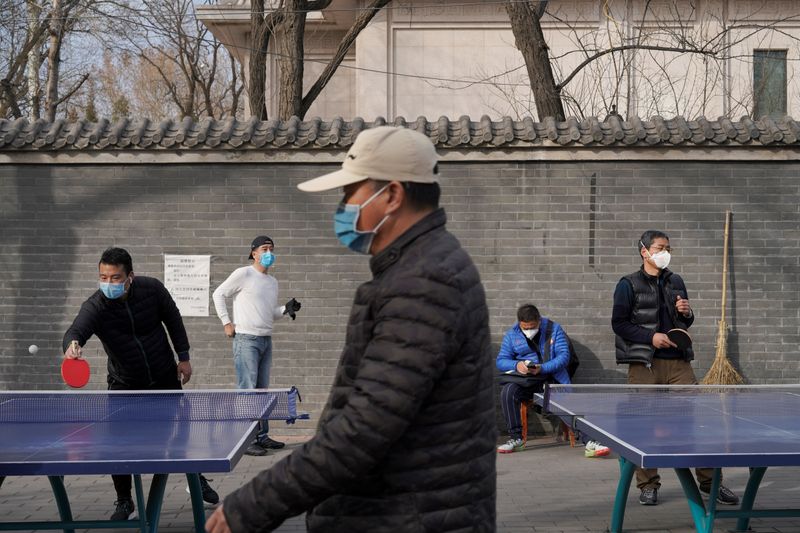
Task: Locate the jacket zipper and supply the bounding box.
[125,300,153,385]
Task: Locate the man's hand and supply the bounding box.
[64,340,82,359]
[178,361,192,385]
[675,295,692,317]
[205,505,231,533]
[652,332,677,349]
[283,298,302,320]
[224,323,236,338]
[515,361,538,375]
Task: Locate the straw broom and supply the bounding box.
[702,210,745,385]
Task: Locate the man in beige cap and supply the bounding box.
[206,126,497,533]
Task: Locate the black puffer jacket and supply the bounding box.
[224,208,497,532]
[62,276,189,387]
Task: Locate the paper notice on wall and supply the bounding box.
[164,254,211,317]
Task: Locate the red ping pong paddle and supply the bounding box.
[62,358,90,388]
[667,328,692,351]
[62,341,90,388]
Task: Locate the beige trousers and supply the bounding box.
[627,359,717,490]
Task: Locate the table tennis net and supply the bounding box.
[540,384,800,418]
[0,388,304,423]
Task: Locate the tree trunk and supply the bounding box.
[26,0,43,120]
[249,0,275,120]
[44,0,65,121]
[0,80,23,118]
[229,55,244,117]
[185,82,196,119]
[276,0,305,119]
[194,26,217,118]
[505,1,565,121]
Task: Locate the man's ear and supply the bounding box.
[384,181,406,214]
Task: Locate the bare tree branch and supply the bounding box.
[557,44,719,91]
[300,0,391,118]
[55,71,89,107]
[2,13,50,88]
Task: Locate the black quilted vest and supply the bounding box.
[615,269,694,364]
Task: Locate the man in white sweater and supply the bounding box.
[213,235,302,456]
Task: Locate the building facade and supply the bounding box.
[197,0,800,121]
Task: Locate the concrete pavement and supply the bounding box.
[3,435,800,532]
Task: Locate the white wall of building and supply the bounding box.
[199,0,800,120]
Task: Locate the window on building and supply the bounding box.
[753,49,787,119]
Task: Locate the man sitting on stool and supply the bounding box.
[496,304,609,457]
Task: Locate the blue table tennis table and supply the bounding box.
[537,384,800,533]
[0,388,308,533]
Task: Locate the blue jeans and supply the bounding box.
[233,333,272,439]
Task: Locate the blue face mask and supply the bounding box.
[99,279,127,299]
[334,185,390,254]
[259,251,275,268]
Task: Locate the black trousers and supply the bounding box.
[499,382,540,440]
[108,371,181,500]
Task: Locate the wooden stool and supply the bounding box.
[520,400,576,446]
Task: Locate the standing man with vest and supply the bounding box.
[613,230,739,507]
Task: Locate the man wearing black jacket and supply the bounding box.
[63,247,219,520]
[206,127,496,533]
[613,230,738,507]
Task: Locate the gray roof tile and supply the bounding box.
[2,115,799,151]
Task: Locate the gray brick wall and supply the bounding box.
[1,158,798,436]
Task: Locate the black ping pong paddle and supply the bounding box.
[667,328,692,350]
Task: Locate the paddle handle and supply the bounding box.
[720,210,731,323]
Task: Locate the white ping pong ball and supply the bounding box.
[28,344,39,355]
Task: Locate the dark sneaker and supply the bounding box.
[198,475,219,505]
[259,436,285,450]
[639,487,658,505]
[700,484,739,505]
[110,498,136,520]
[244,443,267,456]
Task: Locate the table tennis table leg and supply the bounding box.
[133,475,148,533]
[735,467,767,532]
[609,458,636,533]
[144,473,169,533]
[675,467,718,533]
[47,476,75,533]
[186,473,206,533]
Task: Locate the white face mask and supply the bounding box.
[649,250,671,269]
[641,241,671,270]
[522,328,539,339]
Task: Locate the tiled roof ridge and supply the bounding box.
[2,115,799,150]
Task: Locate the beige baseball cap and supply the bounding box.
[297,126,439,192]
